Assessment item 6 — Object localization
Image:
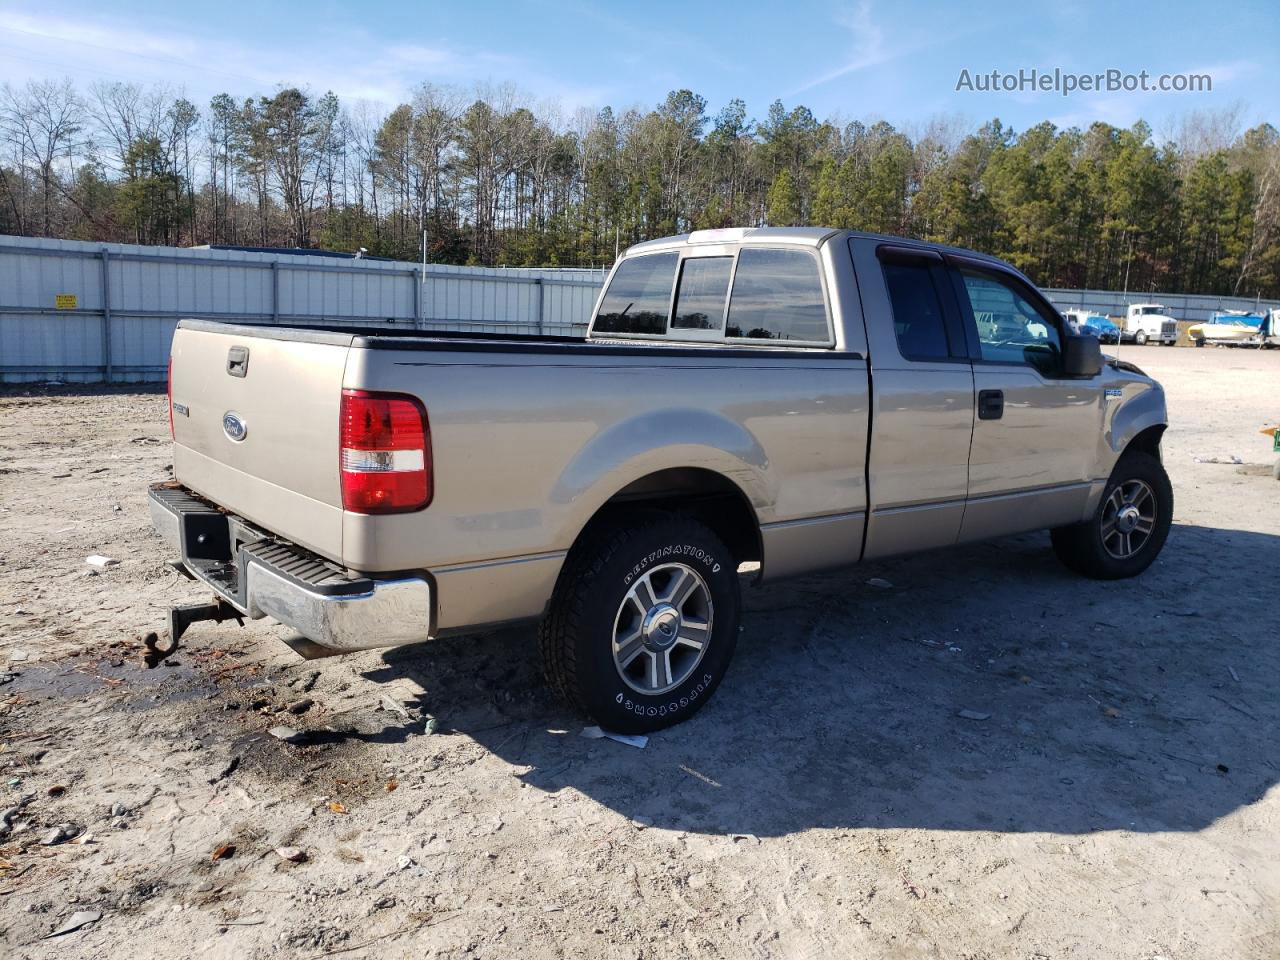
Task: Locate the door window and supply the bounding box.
[882,260,952,361]
[958,268,1062,374]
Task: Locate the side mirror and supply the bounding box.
[1061,334,1103,378]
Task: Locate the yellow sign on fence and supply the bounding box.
[54,294,78,310]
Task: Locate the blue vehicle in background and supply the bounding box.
[1060,309,1120,344]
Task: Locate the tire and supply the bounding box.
[1051,451,1172,579]
[538,512,741,733]
[1194,337,1204,348]
[1134,330,1148,346]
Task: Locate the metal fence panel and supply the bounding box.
[0,235,607,383]
[1043,287,1280,324]
[15,233,1274,385]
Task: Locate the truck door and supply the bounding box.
[851,240,976,559]
[947,258,1104,541]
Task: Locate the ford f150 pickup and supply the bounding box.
[150,227,1172,732]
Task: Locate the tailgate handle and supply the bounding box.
[226,346,249,378]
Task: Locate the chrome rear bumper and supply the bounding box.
[148,483,432,651]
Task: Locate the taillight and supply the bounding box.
[339,389,432,513]
[167,356,174,439]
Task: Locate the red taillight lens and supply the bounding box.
[167,356,174,439]
[339,389,432,513]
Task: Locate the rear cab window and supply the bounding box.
[726,248,830,343]
[593,245,832,347]
[594,252,678,335]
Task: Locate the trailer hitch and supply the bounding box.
[143,598,245,668]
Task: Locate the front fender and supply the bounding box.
[1106,379,1168,460]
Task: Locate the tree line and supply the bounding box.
[1,78,1278,298]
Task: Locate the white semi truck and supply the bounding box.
[1122,304,1179,346]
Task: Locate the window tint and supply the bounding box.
[726,248,829,342]
[594,252,677,335]
[959,268,1062,373]
[882,260,951,360]
[672,257,732,330]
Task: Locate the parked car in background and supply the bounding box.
[150,227,1172,732]
[1061,309,1121,344]
[1188,309,1279,348]
[1123,303,1179,345]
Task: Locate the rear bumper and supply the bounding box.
[148,482,432,651]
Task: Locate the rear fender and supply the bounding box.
[549,408,769,545]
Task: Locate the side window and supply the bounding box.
[726,248,829,342]
[672,257,732,331]
[959,268,1062,373]
[881,259,951,361]
[594,252,677,335]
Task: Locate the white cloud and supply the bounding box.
[786,0,893,96]
[0,9,611,113]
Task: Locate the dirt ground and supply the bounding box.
[1,346,1278,960]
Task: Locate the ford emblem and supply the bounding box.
[222,412,248,442]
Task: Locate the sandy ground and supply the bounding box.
[1,345,1278,960]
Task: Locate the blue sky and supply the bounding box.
[1,0,1275,138]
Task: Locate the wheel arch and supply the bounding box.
[569,466,763,572]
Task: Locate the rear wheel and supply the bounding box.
[1051,451,1172,579]
[538,512,741,733]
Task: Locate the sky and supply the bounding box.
[0,0,1276,139]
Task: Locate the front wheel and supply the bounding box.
[538,513,741,733]
[1134,330,1148,346]
[1051,451,1172,579]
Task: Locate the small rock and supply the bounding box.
[8,650,30,663]
[286,698,314,715]
[866,578,894,589]
[424,718,440,735]
[395,854,416,871]
[249,697,271,710]
[290,671,320,693]
[1162,773,1187,784]
[275,846,307,863]
[372,896,396,910]
[0,671,17,685]
[957,709,991,721]
[41,823,79,846]
[108,803,129,817]
[85,555,119,569]
[268,726,303,744]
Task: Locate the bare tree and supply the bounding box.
[0,79,85,235]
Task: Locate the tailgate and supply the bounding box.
[169,321,353,563]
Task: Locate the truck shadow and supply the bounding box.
[374,520,1277,838]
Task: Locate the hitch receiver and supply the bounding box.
[144,598,245,668]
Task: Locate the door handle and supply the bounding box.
[978,389,1004,420]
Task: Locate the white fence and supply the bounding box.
[4,233,1278,384]
[1043,287,1280,324]
[0,235,607,383]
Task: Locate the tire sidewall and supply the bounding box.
[575,522,740,732]
[1087,453,1172,577]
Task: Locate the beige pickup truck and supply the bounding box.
[150,227,1171,731]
